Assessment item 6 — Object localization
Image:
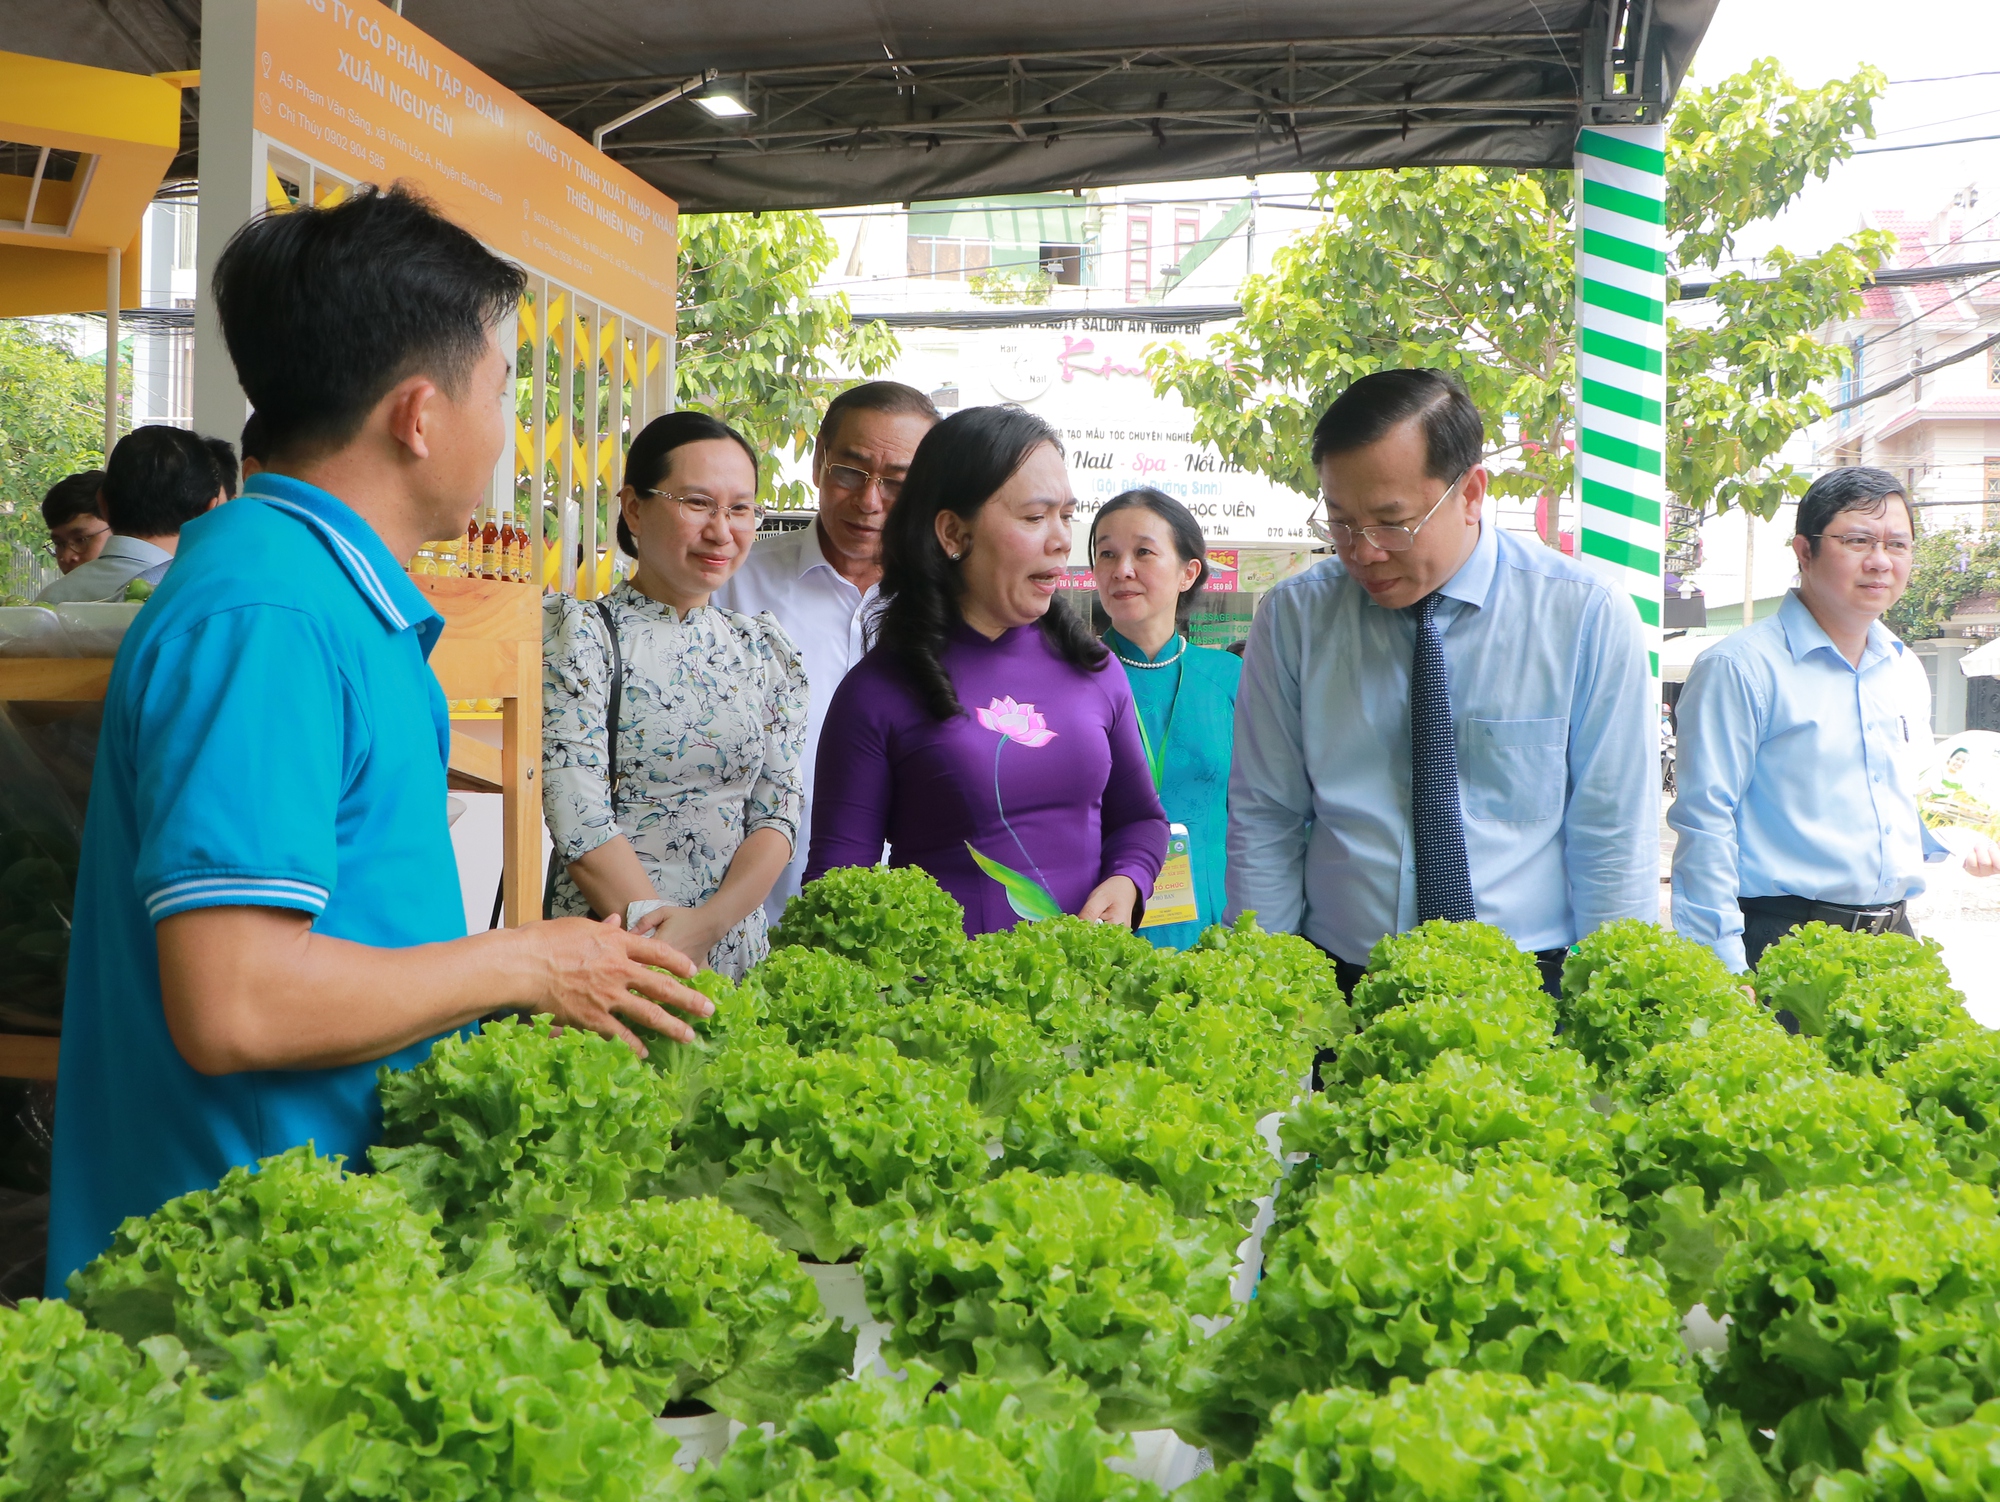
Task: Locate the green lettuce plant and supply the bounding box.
[670,1035,990,1264]
[66,1144,442,1389]
[1753,923,1971,1075]
[1811,1397,2000,1502]
[941,917,1117,1043]
[1619,1014,1826,1108]
[692,1360,1162,1502]
[150,1280,688,1502]
[1185,1369,1718,1502]
[1617,1045,1951,1211]
[1348,919,1548,1027]
[1276,1049,1615,1225]
[0,1297,193,1501]
[737,945,888,1053]
[998,1063,1278,1225]
[1617,1035,1952,1310]
[1557,919,1775,1079]
[864,1168,1234,1430]
[1326,985,1555,1088]
[769,864,967,983]
[530,1196,854,1422]
[1184,1158,1692,1460]
[372,1018,685,1257]
[873,988,1063,1117]
[1887,1030,2000,1188]
[1704,1182,2000,1482]
[1158,916,1348,1045]
[1086,991,1316,1118]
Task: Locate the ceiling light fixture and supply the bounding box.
[695,92,753,118]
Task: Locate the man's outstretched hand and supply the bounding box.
[525,912,710,1053]
[158,904,712,1078]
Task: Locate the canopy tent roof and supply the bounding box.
[11,0,1716,211]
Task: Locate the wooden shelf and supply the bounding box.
[0,1033,58,1082]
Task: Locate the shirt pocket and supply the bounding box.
[1458,717,1567,824]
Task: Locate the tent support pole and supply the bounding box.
[1574,123,1667,687]
[104,247,120,455]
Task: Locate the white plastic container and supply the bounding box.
[801,1260,892,1377]
[655,1408,732,1471]
[1113,1430,1213,1492]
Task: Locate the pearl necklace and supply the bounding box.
[1111,633,1187,669]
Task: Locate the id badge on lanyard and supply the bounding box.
[1140,822,1198,928]
[1130,643,1196,930]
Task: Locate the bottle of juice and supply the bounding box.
[482,513,502,580]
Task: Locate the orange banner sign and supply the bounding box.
[253,0,676,330]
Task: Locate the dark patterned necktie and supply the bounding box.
[1410,591,1477,924]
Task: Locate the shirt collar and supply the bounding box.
[1777,589,1900,670]
[97,534,174,567]
[240,474,444,650]
[1436,519,1499,610]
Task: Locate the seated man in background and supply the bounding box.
[40,470,110,575]
[204,435,241,499]
[36,426,227,604]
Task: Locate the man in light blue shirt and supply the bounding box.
[1669,467,1997,973]
[36,426,226,605]
[1226,369,1657,993]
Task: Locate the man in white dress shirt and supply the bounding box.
[713,381,939,922]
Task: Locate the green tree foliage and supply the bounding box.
[676,212,900,508]
[0,320,120,599]
[1667,60,1893,521]
[1147,60,1889,526]
[1883,525,2000,641]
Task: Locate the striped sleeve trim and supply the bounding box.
[145,875,331,922]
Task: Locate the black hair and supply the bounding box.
[40,470,105,529]
[875,404,1105,722]
[239,411,268,465]
[203,436,239,499]
[1796,466,1914,554]
[1309,368,1485,481]
[1089,487,1211,632]
[102,425,222,538]
[211,183,526,462]
[816,380,940,455]
[616,410,760,557]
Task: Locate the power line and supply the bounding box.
[1853,132,2000,156]
[1889,70,2000,85]
[1825,329,2000,414]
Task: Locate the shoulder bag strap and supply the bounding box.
[544,596,627,919]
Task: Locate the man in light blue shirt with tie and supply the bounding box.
[1227,369,1657,996]
[1669,466,1998,973]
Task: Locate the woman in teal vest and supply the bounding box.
[1090,488,1242,948]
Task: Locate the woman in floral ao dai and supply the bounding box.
[543,413,807,979]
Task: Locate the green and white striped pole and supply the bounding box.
[1575,124,1667,681]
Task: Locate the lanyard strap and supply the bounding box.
[1128,638,1186,793]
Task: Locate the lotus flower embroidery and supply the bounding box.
[976,696,1057,748]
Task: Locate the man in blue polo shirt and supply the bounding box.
[47,185,712,1293]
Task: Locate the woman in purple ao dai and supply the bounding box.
[803,405,1169,937]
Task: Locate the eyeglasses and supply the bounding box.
[636,489,764,530]
[821,462,903,502]
[1312,469,1469,554]
[45,524,110,560]
[1816,532,1913,558]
